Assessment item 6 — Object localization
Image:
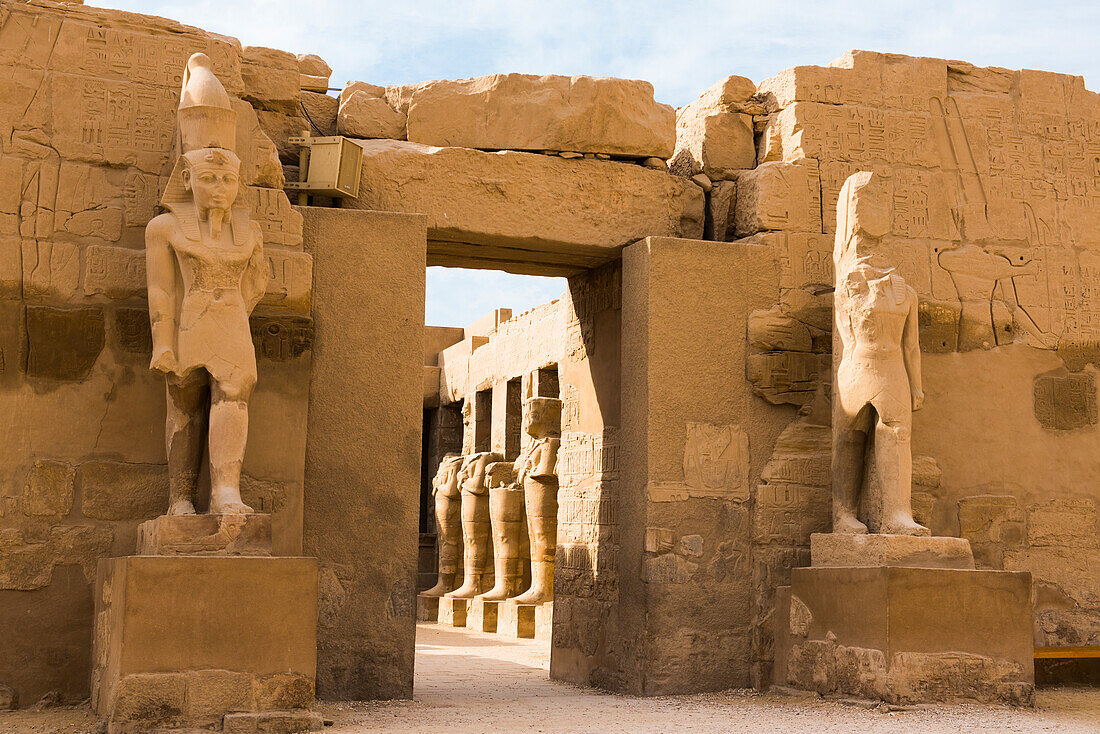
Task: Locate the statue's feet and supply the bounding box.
[880,515,930,536]
[421,577,455,597]
[833,514,868,534]
[210,486,253,515]
[168,498,197,516]
[477,585,511,602]
[445,576,481,599]
[511,585,552,605]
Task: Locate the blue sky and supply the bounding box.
[99,0,1096,328]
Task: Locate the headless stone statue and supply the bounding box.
[146,53,266,516]
[422,453,464,597]
[831,171,928,536]
[477,461,529,601]
[511,397,562,604]
[446,451,501,599]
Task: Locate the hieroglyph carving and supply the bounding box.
[146,54,265,516]
[831,172,928,536]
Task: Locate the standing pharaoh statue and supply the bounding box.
[445,451,501,599]
[831,171,928,536]
[422,453,465,597]
[512,397,562,604]
[477,460,529,601]
[146,53,266,516]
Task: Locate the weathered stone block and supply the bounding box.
[185,669,253,722]
[261,250,313,314]
[112,308,152,355]
[254,673,314,710]
[672,75,756,179]
[137,514,272,556]
[498,600,536,638]
[438,597,467,627]
[734,160,821,236]
[222,710,324,733]
[24,305,105,381]
[22,460,75,517]
[297,54,331,80]
[0,540,53,590]
[779,566,1034,704]
[21,241,78,298]
[809,533,975,569]
[242,47,300,114]
[416,594,439,622]
[467,598,498,632]
[83,245,145,299]
[348,140,704,275]
[1027,499,1099,548]
[405,74,675,158]
[93,556,318,726]
[50,524,113,582]
[337,92,406,139]
[80,461,168,521]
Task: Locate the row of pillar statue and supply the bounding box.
[423,397,562,605]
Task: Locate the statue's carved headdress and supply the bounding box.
[834,170,892,278]
[161,53,248,243]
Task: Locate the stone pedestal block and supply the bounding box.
[775,566,1034,705]
[93,556,318,733]
[809,533,975,569]
[417,594,440,622]
[438,597,467,627]
[468,599,499,632]
[498,601,536,639]
[222,710,324,733]
[137,514,273,556]
[535,602,553,642]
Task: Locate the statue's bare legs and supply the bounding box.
[208,376,254,514]
[165,373,208,516]
[832,403,872,534]
[423,493,461,597]
[874,419,927,536]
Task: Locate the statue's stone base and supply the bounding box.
[498,600,535,639]
[417,594,440,622]
[534,601,553,641]
[93,556,318,733]
[137,513,272,556]
[468,598,498,632]
[438,597,467,627]
[810,533,975,569]
[774,566,1034,705]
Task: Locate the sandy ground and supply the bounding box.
[3,623,1098,733]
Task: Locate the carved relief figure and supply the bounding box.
[512,397,562,604]
[831,172,928,536]
[477,461,529,601]
[422,453,465,597]
[445,451,501,599]
[146,54,266,516]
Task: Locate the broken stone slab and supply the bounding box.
[404,73,675,158]
[137,514,272,556]
[341,81,387,105]
[337,92,407,139]
[671,75,758,179]
[809,533,975,569]
[347,139,704,276]
[242,47,301,115]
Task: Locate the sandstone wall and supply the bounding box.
[670,51,1100,682]
[0,1,310,707]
